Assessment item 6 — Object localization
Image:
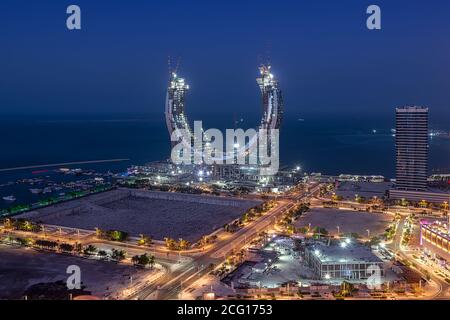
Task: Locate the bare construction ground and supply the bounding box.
[0,245,150,299]
[19,189,261,242]
[294,208,393,237]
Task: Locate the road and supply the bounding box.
[0,182,321,300]
[131,183,322,300]
[387,216,450,300]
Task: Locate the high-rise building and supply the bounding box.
[395,106,429,191]
[165,64,283,167]
[257,64,283,131]
[165,72,192,148]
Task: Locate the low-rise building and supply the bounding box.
[420,219,450,262]
[304,240,385,281]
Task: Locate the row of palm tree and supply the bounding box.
[164,237,190,251]
[131,253,156,268]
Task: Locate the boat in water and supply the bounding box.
[2,195,16,202]
[30,188,43,194]
[43,187,52,194]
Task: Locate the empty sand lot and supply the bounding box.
[294,208,393,237]
[0,245,148,299]
[22,189,260,242]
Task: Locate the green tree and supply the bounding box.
[83,244,97,255]
[98,250,108,259]
[178,238,190,250]
[35,239,58,250]
[131,255,140,265]
[111,248,126,261]
[164,237,178,250]
[149,255,156,269]
[59,243,74,253]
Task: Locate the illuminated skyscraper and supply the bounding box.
[395,106,429,191]
[165,72,192,148]
[257,64,283,131]
[164,64,283,168]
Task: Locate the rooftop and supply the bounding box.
[421,220,450,242]
[307,241,383,265]
[396,106,428,113]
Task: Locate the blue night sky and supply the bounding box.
[1,0,450,119]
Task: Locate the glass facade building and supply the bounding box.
[395,106,429,191]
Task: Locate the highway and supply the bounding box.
[131,183,322,300]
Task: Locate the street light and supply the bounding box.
[366,229,370,238]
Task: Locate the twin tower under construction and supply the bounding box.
[164,64,284,171]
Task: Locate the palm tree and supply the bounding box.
[178,238,190,251]
[131,255,140,265]
[419,199,428,208]
[149,255,155,269]
[59,243,74,253]
[164,237,178,250]
[84,244,97,255]
[111,248,126,261]
[138,254,150,266]
[98,250,108,259]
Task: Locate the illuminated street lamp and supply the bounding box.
[366,229,370,238]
